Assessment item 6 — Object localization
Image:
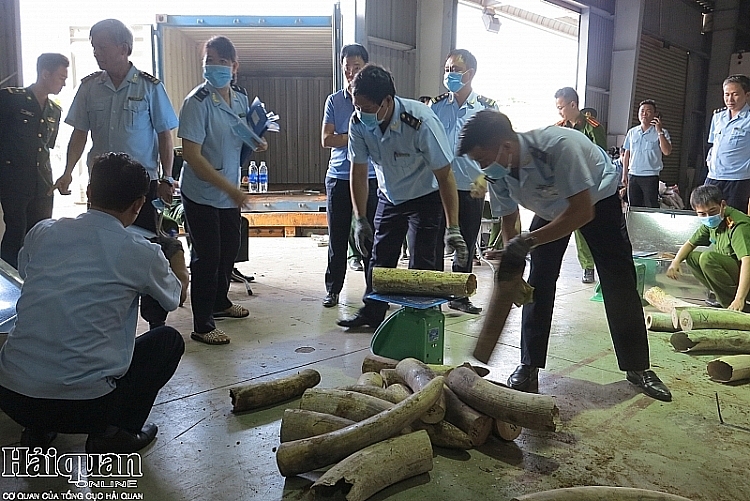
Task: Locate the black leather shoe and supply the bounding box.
[20,428,57,449]
[705,291,722,308]
[323,292,339,307]
[626,370,672,402]
[86,423,158,454]
[582,268,595,284]
[337,314,377,328]
[507,364,539,392]
[348,258,364,272]
[449,298,482,314]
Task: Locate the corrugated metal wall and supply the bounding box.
[238,76,332,185]
[633,34,688,185]
[161,27,202,116]
[584,11,613,129]
[366,0,418,98]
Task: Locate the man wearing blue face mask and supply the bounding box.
[430,49,498,314]
[337,64,468,329]
[459,110,672,402]
[667,185,750,311]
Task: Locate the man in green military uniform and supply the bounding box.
[0,53,69,268]
[667,185,750,311]
[554,86,604,283]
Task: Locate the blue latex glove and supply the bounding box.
[354,217,374,258]
[445,226,469,267]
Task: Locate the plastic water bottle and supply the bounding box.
[249,161,259,193]
[259,161,268,193]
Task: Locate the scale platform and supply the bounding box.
[367,293,451,365]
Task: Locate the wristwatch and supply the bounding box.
[159,176,175,187]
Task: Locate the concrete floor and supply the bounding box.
[1,219,749,500]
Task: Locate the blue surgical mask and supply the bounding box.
[203,65,232,88]
[699,213,723,229]
[356,102,385,129]
[443,71,466,93]
[483,150,511,181]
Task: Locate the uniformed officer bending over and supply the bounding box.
[0,53,68,268]
[705,74,750,212]
[554,86,601,284]
[338,64,469,328]
[459,110,672,402]
[0,153,184,453]
[52,18,182,328]
[431,48,498,314]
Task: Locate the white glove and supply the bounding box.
[470,174,488,199]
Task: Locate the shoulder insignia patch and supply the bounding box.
[231,83,247,95]
[477,95,496,108]
[4,87,25,95]
[138,71,160,84]
[400,112,422,130]
[50,101,62,112]
[586,116,601,128]
[431,93,449,104]
[352,113,361,125]
[714,107,727,114]
[554,118,566,127]
[81,71,103,83]
[529,146,548,165]
[194,85,210,102]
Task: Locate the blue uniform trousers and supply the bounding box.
[325,177,378,294]
[520,194,650,371]
[183,195,241,334]
[359,190,443,323]
[434,189,483,273]
[0,326,184,434]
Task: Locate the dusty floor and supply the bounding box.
[1,207,749,500]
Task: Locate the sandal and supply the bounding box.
[213,304,250,319]
[191,329,231,345]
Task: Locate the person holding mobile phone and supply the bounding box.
[621,99,672,208]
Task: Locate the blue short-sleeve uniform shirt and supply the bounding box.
[431,90,498,190]
[489,126,618,221]
[348,97,454,205]
[178,82,249,209]
[708,104,750,181]
[322,89,376,180]
[623,125,670,176]
[65,65,179,179]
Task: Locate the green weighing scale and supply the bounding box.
[367,293,450,365]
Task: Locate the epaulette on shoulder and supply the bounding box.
[554,118,566,127]
[400,111,422,130]
[431,93,449,104]
[352,113,361,124]
[138,70,160,84]
[81,71,103,84]
[714,107,727,114]
[477,94,496,108]
[194,85,210,102]
[231,83,247,95]
[529,146,548,164]
[3,87,25,95]
[50,100,62,111]
[586,116,601,127]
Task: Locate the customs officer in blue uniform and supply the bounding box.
[459,110,672,402]
[54,19,179,232]
[321,43,378,308]
[431,48,497,314]
[179,36,264,345]
[0,53,68,268]
[338,64,469,328]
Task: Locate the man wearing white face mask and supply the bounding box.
[430,49,498,314]
[667,185,750,311]
[337,64,468,329]
[459,110,672,402]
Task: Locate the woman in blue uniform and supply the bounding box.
[178,36,264,345]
